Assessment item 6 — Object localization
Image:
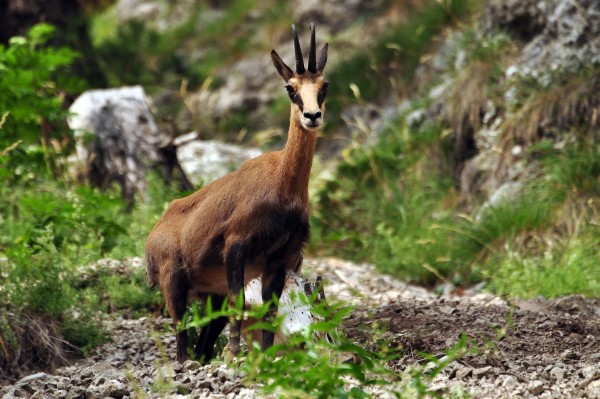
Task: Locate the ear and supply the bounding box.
[317,43,328,73]
[271,50,294,81]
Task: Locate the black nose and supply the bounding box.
[303,111,322,123]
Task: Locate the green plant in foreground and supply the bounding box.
[243,304,395,399]
[180,293,397,397]
[178,292,479,398]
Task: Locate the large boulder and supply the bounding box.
[68,86,191,206]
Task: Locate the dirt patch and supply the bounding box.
[345,296,600,397]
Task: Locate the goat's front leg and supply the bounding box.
[225,241,246,356]
[261,266,287,350]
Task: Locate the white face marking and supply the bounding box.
[298,82,324,130]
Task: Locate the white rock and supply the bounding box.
[175,133,262,185]
[502,375,519,387]
[244,271,327,343]
[588,379,600,397]
[68,85,166,196]
[16,372,47,384]
[550,366,566,381]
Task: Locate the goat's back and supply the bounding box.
[145,152,286,287]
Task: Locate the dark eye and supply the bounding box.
[285,84,296,99]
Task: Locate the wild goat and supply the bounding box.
[146,23,329,362]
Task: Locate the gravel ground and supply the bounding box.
[1,257,599,398]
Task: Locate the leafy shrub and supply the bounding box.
[0,177,165,372]
[0,28,155,361]
[0,23,84,179]
[0,183,130,259]
[3,226,76,318]
[0,224,107,374]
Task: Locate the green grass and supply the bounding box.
[101,272,162,315]
[480,137,600,298]
[312,0,598,297]
[487,236,600,298]
[312,122,462,284]
[313,94,598,291]
[543,138,600,196]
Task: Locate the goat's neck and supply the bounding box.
[278,112,316,205]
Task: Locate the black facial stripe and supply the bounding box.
[317,81,328,106]
[285,84,302,110]
[317,92,326,106]
[293,94,304,112]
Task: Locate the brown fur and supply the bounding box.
[146,24,329,362]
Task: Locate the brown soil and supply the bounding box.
[344,295,600,397]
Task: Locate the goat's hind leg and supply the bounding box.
[163,264,191,362]
[194,294,227,364]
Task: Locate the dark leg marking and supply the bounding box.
[261,266,287,350]
[194,295,227,364]
[166,264,190,362]
[225,242,246,355]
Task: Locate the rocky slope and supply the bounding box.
[89,0,600,211]
[2,258,598,398]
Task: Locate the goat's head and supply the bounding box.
[271,23,329,131]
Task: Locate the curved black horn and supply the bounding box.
[308,22,317,73]
[292,24,305,74]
